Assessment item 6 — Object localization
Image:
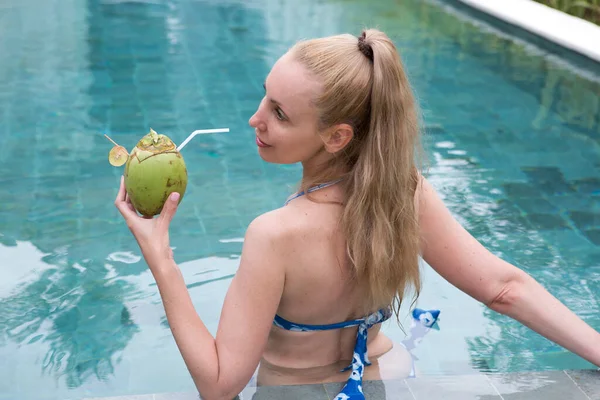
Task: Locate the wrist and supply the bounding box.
[147,256,178,276]
[142,245,174,268]
[593,336,600,367]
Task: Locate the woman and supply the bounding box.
[114,29,600,400]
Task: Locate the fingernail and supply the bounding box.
[170,192,180,202]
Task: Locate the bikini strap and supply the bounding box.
[335,306,393,399]
[284,178,343,206]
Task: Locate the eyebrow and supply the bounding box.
[263,82,288,114]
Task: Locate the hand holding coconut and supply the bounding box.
[106,128,188,217]
[107,127,229,266]
[106,127,229,217]
[114,175,179,266]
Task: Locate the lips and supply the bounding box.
[255,136,271,148]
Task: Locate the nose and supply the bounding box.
[249,110,266,132]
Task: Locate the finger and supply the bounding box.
[115,176,139,221]
[116,198,140,222]
[115,175,126,203]
[157,192,180,230]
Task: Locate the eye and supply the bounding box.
[274,107,286,121]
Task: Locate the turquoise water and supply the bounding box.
[1,0,600,399]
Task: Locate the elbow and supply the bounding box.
[486,270,530,315]
[197,388,239,400]
[195,379,243,400]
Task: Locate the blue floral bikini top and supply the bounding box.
[275,179,393,400]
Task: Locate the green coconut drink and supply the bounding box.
[105,128,188,217]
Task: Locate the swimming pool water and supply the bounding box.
[0,0,599,399]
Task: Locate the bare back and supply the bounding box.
[258,185,395,384]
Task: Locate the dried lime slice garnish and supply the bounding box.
[108,145,129,166]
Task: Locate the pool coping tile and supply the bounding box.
[405,373,501,399]
[80,369,600,399]
[564,369,600,399]
[455,0,600,62]
[154,392,201,400]
[485,370,591,399]
[82,396,155,400]
[324,379,415,399]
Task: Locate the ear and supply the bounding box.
[321,124,353,154]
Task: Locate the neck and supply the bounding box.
[300,148,346,187]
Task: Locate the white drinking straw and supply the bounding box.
[177,128,230,151]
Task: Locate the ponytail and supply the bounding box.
[291,29,423,319]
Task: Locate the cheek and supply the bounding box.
[262,129,322,164]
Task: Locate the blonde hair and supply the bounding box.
[290,29,423,320]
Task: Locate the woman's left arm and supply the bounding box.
[417,177,600,367]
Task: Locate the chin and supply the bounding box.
[257,146,278,163]
[257,147,299,165]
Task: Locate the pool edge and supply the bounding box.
[452,0,600,63]
[76,368,600,400]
